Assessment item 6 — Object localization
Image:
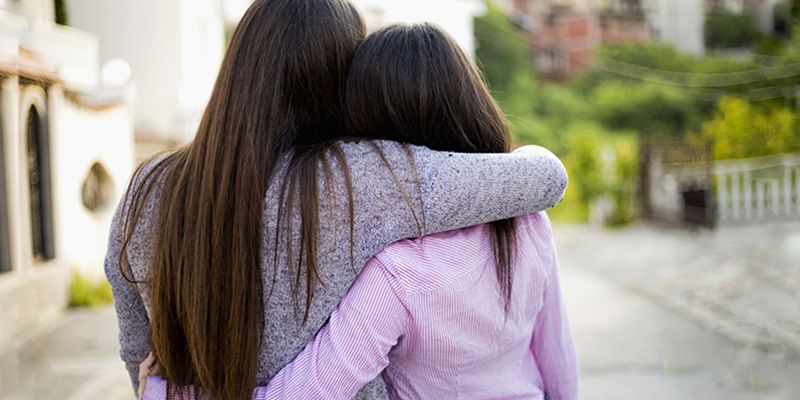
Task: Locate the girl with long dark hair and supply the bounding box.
[143,22,578,399]
[107,1,568,399]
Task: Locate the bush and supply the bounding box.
[590,81,698,138]
[705,12,759,48]
[549,124,638,226]
[69,271,113,308]
[753,35,787,56]
[606,136,638,226]
[693,96,799,159]
[474,3,534,97]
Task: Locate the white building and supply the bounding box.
[352,0,486,56]
[224,0,486,57]
[641,0,785,56]
[67,0,483,147]
[642,0,705,55]
[68,0,225,144]
[0,0,134,389]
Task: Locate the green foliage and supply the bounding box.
[596,42,752,74]
[572,42,754,116]
[793,0,800,20]
[705,12,759,48]
[474,3,534,97]
[781,26,800,62]
[69,271,113,308]
[473,8,798,225]
[774,2,792,36]
[606,136,638,226]
[753,35,787,56]
[693,96,800,159]
[474,4,562,150]
[473,6,642,225]
[548,124,638,225]
[54,0,68,25]
[561,125,605,219]
[590,81,698,137]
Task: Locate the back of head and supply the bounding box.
[345,23,517,308]
[120,1,366,399]
[346,23,509,153]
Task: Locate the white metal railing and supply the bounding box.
[714,154,800,223]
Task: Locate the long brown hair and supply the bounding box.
[118,1,365,399]
[346,23,517,306]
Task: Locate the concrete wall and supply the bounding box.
[26,24,99,90]
[49,88,134,279]
[0,0,53,23]
[644,0,705,55]
[0,77,70,392]
[69,0,224,143]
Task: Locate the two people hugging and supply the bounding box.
[106,0,578,399]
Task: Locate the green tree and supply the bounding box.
[591,81,698,138]
[792,0,800,20]
[705,12,759,48]
[474,3,534,97]
[695,96,799,159]
[474,4,556,147]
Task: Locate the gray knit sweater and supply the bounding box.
[105,140,567,399]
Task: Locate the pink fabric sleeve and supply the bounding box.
[253,257,410,400]
[528,213,579,400]
[142,257,408,400]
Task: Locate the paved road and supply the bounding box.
[2,223,798,399]
[0,307,132,400]
[561,253,800,400]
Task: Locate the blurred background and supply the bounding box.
[0,0,798,399]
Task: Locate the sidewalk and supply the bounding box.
[0,307,131,400]
[556,220,800,355]
[559,240,800,400]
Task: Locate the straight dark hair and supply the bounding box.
[117,1,366,399]
[346,23,517,306]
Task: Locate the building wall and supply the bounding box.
[643,0,705,55]
[352,0,486,56]
[601,14,652,44]
[69,0,224,143]
[533,12,602,79]
[1,0,54,22]
[49,89,134,279]
[754,0,784,33]
[0,4,135,388]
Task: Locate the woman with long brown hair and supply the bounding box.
[143,21,577,400]
[106,1,568,399]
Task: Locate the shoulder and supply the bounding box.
[520,211,554,242]
[372,225,491,295]
[334,139,462,169]
[517,212,559,280]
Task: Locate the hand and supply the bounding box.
[137,352,160,398]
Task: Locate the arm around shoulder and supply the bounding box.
[410,143,568,234]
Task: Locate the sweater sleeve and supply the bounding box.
[255,257,408,399]
[415,144,568,234]
[527,213,579,400]
[104,155,169,394]
[340,141,568,259]
[104,203,152,393]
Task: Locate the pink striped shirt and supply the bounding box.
[143,212,578,399]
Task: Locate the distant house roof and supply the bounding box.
[0,48,61,84]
